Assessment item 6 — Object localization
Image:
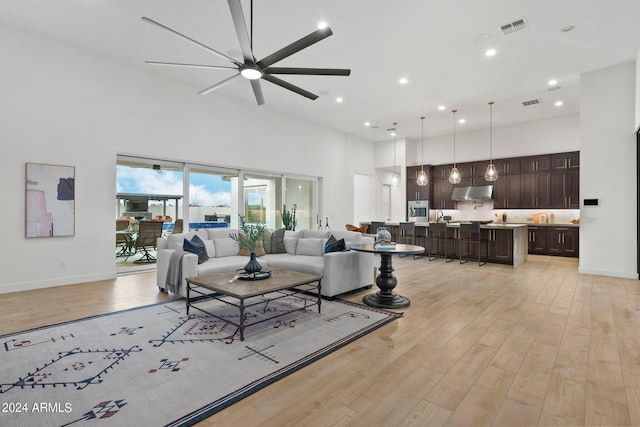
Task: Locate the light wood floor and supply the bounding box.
[2,255,639,426]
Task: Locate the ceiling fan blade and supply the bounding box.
[141,17,242,66]
[261,74,318,100]
[250,80,265,105]
[197,73,242,95]
[257,27,333,68]
[227,0,255,64]
[264,67,351,76]
[145,61,237,70]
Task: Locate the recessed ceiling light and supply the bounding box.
[485,48,497,57]
[438,105,446,111]
[459,119,466,124]
[399,77,408,85]
[555,101,563,107]
[548,79,558,86]
[390,132,396,136]
[317,21,328,30]
[364,122,371,127]
[336,97,343,103]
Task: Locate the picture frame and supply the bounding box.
[26,163,75,238]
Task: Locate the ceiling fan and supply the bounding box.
[142,0,351,105]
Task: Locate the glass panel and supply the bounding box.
[244,174,282,229]
[284,177,316,231]
[116,158,184,223]
[188,168,238,230]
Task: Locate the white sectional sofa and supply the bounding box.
[156,228,375,298]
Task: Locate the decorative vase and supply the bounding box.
[243,252,262,274]
[375,227,392,243]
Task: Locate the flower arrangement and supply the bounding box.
[231,215,269,253]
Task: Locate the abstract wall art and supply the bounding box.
[26,163,75,238]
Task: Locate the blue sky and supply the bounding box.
[116,166,231,207]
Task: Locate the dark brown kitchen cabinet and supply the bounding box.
[546,227,578,257]
[406,165,430,201]
[550,169,579,208]
[493,174,521,209]
[520,173,550,208]
[492,158,521,175]
[551,152,580,170]
[527,227,547,254]
[434,164,453,180]
[432,179,456,209]
[521,155,551,173]
[487,228,513,264]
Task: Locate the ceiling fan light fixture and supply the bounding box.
[240,67,263,80]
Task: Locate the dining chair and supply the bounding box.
[115,219,131,256]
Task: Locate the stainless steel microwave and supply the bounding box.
[408,200,429,222]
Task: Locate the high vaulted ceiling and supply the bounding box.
[3,0,640,142]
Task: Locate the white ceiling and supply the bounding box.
[2,0,640,142]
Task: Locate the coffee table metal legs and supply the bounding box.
[363,252,410,309]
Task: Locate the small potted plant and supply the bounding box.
[231,215,269,274]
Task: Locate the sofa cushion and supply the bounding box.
[324,235,346,253]
[283,237,298,255]
[212,237,239,257]
[264,254,324,276]
[302,230,330,239]
[269,228,286,254]
[296,238,324,256]
[183,235,209,264]
[167,231,209,251]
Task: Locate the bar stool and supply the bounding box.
[428,222,451,262]
[458,222,489,266]
[398,222,421,258]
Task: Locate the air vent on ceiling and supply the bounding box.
[522,98,542,106]
[500,18,528,36]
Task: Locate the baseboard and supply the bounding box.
[0,272,117,294]
[578,267,639,280]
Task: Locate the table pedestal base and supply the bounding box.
[363,252,411,309]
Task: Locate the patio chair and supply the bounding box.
[128,221,163,263]
[172,219,183,234]
[115,219,131,256]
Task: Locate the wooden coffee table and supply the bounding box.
[184,268,322,341]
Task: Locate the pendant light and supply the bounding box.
[448,110,461,184]
[390,122,399,186]
[485,101,499,182]
[416,116,428,186]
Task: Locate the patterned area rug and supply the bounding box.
[0,293,400,426]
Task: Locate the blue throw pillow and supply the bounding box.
[183,235,209,264]
[324,235,346,253]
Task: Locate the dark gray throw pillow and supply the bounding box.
[270,228,286,254]
[325,234,346,253]
[183,235,209,264]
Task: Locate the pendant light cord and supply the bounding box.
[489,101,494,164]
[452,109,457,167]
[420,116,425,171]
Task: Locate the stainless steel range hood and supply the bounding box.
[451,185,494,201]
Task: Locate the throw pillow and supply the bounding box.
[183,235,209,264]
[296,238,324,256]
[283,237,298,255]
[270,228,286,254]
[325,235,346,253]
[212,237,240,258]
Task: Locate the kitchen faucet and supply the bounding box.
[436,209,444,222]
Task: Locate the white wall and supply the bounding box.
[405,114,580,166]
[0,24,376,293]
[579,61,638,279]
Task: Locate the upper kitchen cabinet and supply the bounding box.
[520,172,550,208]
[492,157,521,176]
[432,179,456,210]
[551,152,580,170]
[550,169,580,208]
[492,174,521,209]
[521,155,551,173]
[406,165,430,201]
[434,164,453,180]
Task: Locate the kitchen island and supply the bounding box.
[363,222,528,268]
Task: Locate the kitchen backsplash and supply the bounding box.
[431,200,579,225]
